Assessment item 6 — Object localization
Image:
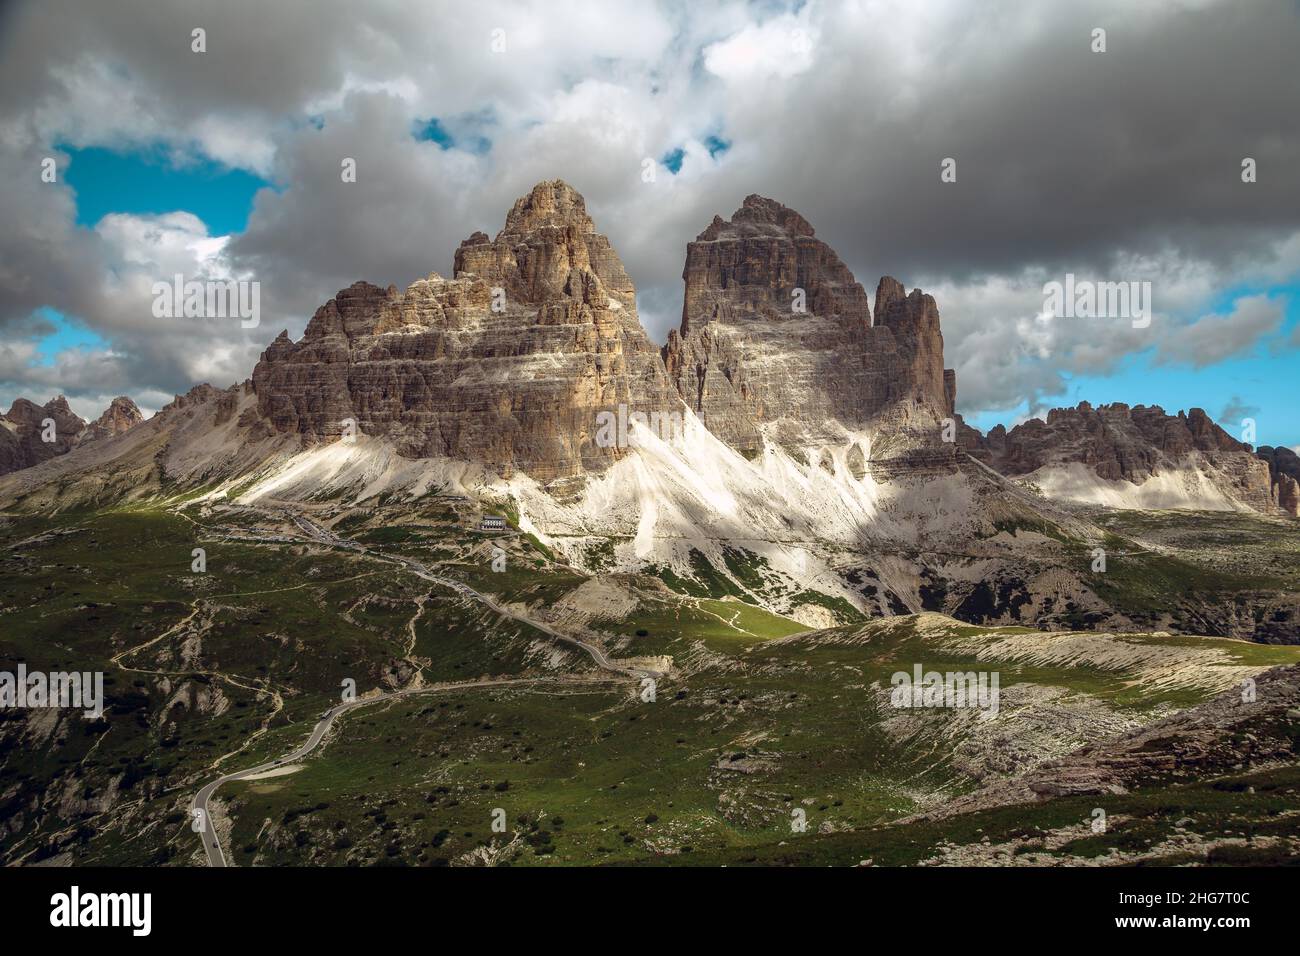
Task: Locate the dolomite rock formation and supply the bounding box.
[904,662,1300,823]
[0,396,86,475]
[252,180,682,483]
[1256,445,1300,516]
[958,402,1282,512]
[661,195,955,456]
[0,394,145,476]
[83,396,144,443]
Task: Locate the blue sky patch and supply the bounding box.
[661,134,729,174]
[963,332,1299,447]
[704,134,731,158]
[61,145,270,236]
[31,308,110,366]
[412,115,493,154]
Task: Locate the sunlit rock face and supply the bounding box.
[83,396,144,443]
[251,180,681,483]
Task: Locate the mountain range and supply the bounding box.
[4,180,1300,870]
[2,180,1295,641]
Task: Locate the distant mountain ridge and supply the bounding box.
[3,180,1291,518]
[2,181,1295,640]
[958,401,1296,515]
[1,178,1293,528]
[0,394,142,476]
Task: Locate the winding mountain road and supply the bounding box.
[289,511,655,678]
[189,674,620,867]
[190,508,660,866]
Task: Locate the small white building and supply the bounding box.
[480,515,506,532]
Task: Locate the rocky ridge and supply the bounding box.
[0,395,142,476]
[958,401,1289,514]
[903,662,1300,823]
[251,180,681,484]
[662,195,955,457]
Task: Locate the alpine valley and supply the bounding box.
[3,182,1298,868]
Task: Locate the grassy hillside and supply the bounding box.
[3,502,1297,867]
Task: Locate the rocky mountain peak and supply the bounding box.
[3,395,84,431]
[43,395,77,418]
[664,198,954,455]
[696,194,815,241]
[85,396,144,442]
[500,179,594,235]
[252,180,679,483]
[873,277,939,329]
[0,395,88,476]
[3,397,44,425]
[452,179,632,309]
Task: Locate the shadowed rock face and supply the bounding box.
[251,180,681,483]
[1256,445,1300,516]
[0,396,86,474]
[662,195,955,454]
[0,394,144,476]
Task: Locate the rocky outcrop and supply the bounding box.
[959,403,1247,479]
[0,393,148,477]
[251,180,682,483]
[0,394,146,476]
[662,195,955,455]
[1256,445,1300,516]
[83,396,144,443]
[905,661,1300,822]
[243,188,983,489]
[0,396,86,475]
[959,402,1281,512]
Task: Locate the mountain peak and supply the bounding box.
[85,396,144,441]
[666,201,953,454]
[453,180,635,306]
[252,180,677,482]
[44,395,75,417]
[696,194,815,241]
[0,394,87,476]
[502,179,593,235]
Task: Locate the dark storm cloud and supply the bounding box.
[0,0,1297,418]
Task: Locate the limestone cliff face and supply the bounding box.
[251,181,681,483]
[661,195,955,455]
[1257,445,1300,516]
[959,402,1283,512]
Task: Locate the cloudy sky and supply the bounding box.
[2,0,1297,446]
